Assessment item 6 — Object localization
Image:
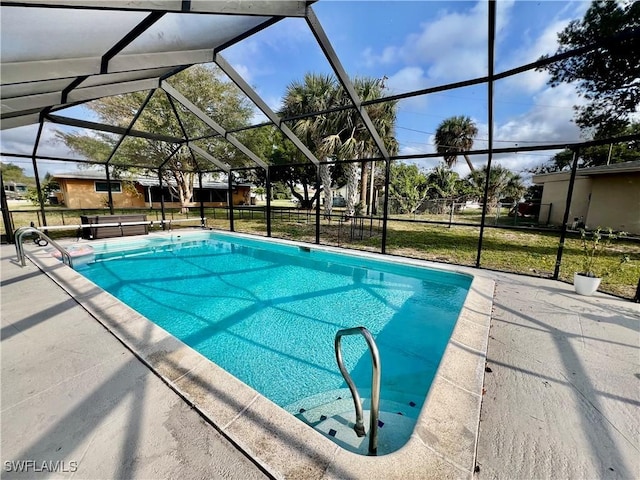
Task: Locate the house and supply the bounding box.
[532,160,640,234]
[52,171,252,209]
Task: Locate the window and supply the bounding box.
[95,181,121,193]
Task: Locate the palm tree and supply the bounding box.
[428,164,460,199]
[280,73,340,215]
[434,115,477,172]
[320,76,398,218]
[281,74,398,219]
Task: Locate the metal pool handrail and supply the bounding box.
[14,226,73,268]
[334,326,381,456]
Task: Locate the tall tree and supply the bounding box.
[538,0,640,136]
[57,65,255,210]
[434,116,478,172]
[0,162,33,185]
[388,162,429,214]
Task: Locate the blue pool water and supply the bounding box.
[76,232,471,435]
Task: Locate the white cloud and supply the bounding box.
[363,0,516,84]
[399,83,584,176]
[362,46,399,68]
[471,84,585,174]
[386,67,429,95]
[497,1,590,95]
[398,144,427,157]
[0,125,39,156]
[499,19,571,94]
[495,83,583,148]
[232,63,253,85]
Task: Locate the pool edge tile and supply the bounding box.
[415,374,482,472]
[174,360,262,429]
[224,395,339,480]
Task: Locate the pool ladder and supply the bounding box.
[334,326,381,456]
[14,226,73,268]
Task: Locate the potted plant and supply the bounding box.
[574,227,630,296]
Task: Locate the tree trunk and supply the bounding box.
[320,164,333,217]
[175,171,194,214]
[463,154,475,172]
[344,162,359,220]
[368,162,376,215]
[360,161,368,208]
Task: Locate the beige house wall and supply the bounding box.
[149,202,226,209]
[538,177,592,226]
[586,174,640,234]
[59,179,146,209]
[59,179,251,209]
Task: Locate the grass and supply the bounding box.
[4,205,638,299]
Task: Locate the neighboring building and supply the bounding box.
[532,160,640,234]
[53,171,252,209]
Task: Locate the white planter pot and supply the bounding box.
[573,273,602,296]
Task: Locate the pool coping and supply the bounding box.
[23,229,494,480]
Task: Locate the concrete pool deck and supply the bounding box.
[1,236,638,479]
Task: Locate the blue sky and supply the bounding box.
[1,0,591,180]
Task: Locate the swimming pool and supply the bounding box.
[28,230,493,476]
[73,231,471,454]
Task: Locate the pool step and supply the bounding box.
[295,396,421,428]
[314,409,416,455]
[288,387,424,422]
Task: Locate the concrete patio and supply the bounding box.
[1,242,638,479]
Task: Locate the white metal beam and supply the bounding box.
[1,113,41,130]
[162,81,268,170]
[2,92,61,114]
[2,1,311,17]
[68,78,160,103]
[188,143,230,173]
[46,114,185,144]
[1,50,214,85]
[1,78,161,122]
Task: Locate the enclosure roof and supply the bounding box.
[0,1,311,130]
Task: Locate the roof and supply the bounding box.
[532,160,640,184]
[1,1,310,131]
[53,171,251,189]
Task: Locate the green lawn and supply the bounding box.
[4,206,638,299]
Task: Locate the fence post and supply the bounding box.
[449,202,454,228]
[228,171,235,232]
[553,149,580,280]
